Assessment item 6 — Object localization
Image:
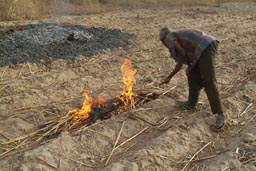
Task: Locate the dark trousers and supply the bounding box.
[188,41,223,114]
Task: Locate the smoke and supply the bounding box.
[57,0,71,15]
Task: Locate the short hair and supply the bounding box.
[159,27,170,41]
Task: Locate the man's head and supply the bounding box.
[159,27,170,42]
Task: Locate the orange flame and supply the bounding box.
[118,58,137,106]
[68,92,108,121]
[68,92,93,121]
[68,59,136,121]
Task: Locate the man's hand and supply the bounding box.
[159,76,171,85]
[159,62,183,86]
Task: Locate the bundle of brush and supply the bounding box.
[0,59,175,159]
[0,59,136,158]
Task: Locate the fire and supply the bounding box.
[68,92,108,121]
[68,92,93,121]
[118,58,137,106]
[68,59,136,121]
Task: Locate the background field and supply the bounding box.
[0,1,256,171]
[0,0,254,21]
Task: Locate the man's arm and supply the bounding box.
[160,62,183,85]
[173,41,193,71]
[173,40,186,57]
[165,38,189,64]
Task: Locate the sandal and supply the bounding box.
[210,113,225,132]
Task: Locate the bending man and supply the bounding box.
[159,27,225,132]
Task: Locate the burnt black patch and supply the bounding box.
[0,23,133,67]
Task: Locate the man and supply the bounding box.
[159,27,225,132]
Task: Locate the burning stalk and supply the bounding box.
[0,57,173,159]
[117,58,137,108]
[67,58,137,124]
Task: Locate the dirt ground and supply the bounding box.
[0,1,256,171]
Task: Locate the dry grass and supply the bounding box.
[0,0,254,21]
[0,0,39,21]
[0,0,102,21]
[0,88,171,159]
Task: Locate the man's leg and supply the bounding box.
[178,64,203,110]
[198,41,225,131]
[198,42,223,114]
[186,64,204,109]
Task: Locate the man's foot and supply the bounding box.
[210,113,225,132]
[176,101,195,111]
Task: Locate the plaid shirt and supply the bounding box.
[167,29,218,68]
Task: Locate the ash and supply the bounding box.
[0,23,133,67]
